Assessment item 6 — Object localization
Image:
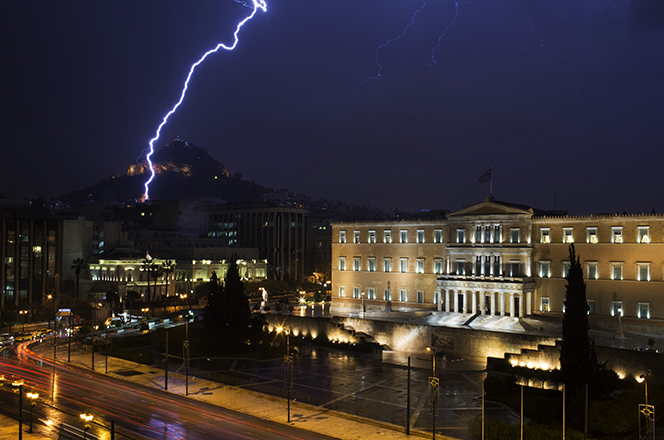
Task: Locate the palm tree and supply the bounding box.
[141,254,161,301]
[161,260,176,298]
[71,258,88,300]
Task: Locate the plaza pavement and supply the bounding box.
[12,341,460,440]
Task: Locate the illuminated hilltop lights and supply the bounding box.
[140,0,267,202]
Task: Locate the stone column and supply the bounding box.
[471,291,477,314]
[509,293,515,318]
[500,292,505,316]
[518,293,524,318]
[436,290,442,311]
[479,291,486,315]
[462,291,468,314]
[445,290,450,313]
[490,292,496,316]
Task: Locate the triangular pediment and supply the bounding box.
[447,198,533,218]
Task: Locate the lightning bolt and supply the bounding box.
[426,0,460,67]
[525,13,585,90]
[363,0,427,84]
[141,0,267,201]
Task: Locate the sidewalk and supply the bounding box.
[27,341,460,440]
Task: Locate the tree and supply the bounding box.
[204,260,254,341]
[161,260,176,298]
[560,243,590,386]
[71,258,88,299]
[141,257,160,301]
[105,289,119,313]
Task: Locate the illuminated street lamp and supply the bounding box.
[277,326,293,423]
[80,413,93,440]
[26,392,38,433]
[637,369,654,440]
[19,310,28,332]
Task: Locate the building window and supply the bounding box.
[434,259,443,274]
[510,261,520,277]
[339,231,346,243]
[612,263,623,280]
[400,230,408,243]
[638,263,650,281]
[417,290,424,303]
[540,297,550,312]
[384,258,392,273]
[639,302,650,319]
[384,230,392,243]
[384,288,391,301]
[354,231,360,244]
[400,258,408,273]
[456,229,465,244]
[369,230,376,244]
[434,229,443,244]
[563,228,573,243]
[456,260,465,276]
[494,225,501,243]
[587,227,598,244]
[434,291,440,305]
[399,289,408,302]
[540,261,551,278]
[493,256,501,276]
[540,228,550,243]
[475,225,482,243]
[587,300,596,315]
[339,257,346,271]
[484,256,491,275]
[511,228,520,244]
[638,226,650,243]
[562,261,570,278]
[368,287,375,300]
[484,225,491,243]
[416,259,425,274]
[417,230,425,243]
[475,256,482,275]
[339,286,345,298]
[353,287,360,299]
[353,257,361,271]
[368,257,376,272]
[587,262,597,280]
[612,301,623,317]
[612,227,623,243]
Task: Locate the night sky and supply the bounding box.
[2,0,663,214]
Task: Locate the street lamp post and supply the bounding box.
[184,317,189,396]
[26,392,38,433]
[426,346,439,440]
[80,413,93,440]
[277,326,293,423]
[19,310,28,332]
[638,370,654,440]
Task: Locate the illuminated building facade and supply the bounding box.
[332,199,664,326]
[88,249,267,301]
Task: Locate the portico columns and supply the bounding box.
[445,290,450,312]
[500,292,505,316]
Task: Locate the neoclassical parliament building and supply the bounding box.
[331,198,664,328]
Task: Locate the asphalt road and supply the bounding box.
[0,343,338,440]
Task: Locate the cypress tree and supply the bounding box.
[560,243,590,385]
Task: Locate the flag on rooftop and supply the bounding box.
[478,168,492,184]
